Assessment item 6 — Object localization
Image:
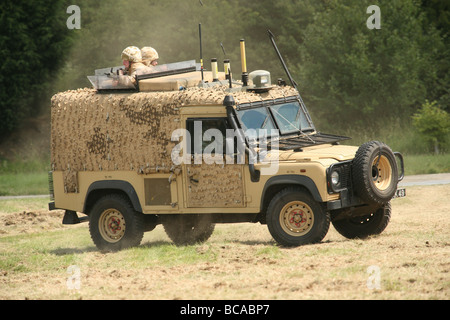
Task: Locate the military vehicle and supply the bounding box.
[49,34,405,251]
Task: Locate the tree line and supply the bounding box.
[0,0,448,148]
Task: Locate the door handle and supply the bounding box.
[190,177,199,184]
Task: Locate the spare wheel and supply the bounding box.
[352,141,398,205]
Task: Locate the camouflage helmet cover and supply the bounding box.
[121,46,142,62]
[141,46,159,62]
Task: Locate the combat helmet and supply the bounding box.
[141,46,159,65]
[121,46,142,62]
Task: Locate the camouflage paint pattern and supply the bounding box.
[51,85,298,193]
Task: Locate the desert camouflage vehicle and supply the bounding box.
[49,37,405,251]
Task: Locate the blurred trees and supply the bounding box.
[296,0,444,129]
[0,0,448,150]
[0,0,74,140]
[412,100,450,154]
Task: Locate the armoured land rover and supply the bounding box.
[49,36,405,251]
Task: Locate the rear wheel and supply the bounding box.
[332,202,391,239]
[266,188,330,247]
[163,214,215,246]
[89,194,144,252]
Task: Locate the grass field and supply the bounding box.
[0,184,448,300]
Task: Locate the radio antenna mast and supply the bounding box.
[199,23,204,82]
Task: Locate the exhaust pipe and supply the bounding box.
[240,39,249,86]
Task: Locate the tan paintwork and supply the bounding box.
[277,144,358,162]
[51,74,346,216]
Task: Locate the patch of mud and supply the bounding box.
[0,210,65,236]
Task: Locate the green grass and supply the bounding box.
[0,227,91,273]
[404,154,450,175]
[0,172,49,196]
[0,226,216,276]
[0,197,50,214]
[0,156,50,196]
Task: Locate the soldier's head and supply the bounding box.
[141,47,159,67]
[121,46,142,69]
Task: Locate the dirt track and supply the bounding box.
[0,181,449,300]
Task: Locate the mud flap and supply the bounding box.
[62,210,88,224]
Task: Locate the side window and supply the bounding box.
[186,118,229,155]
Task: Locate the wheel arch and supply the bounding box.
[260,175,323,215]
[83,180,142,214]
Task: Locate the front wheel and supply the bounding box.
[266,188,330,247]
[332,202,391,239]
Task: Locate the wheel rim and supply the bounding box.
[279,201,314,236]
[99,209,126,243]
[371,155,392,191]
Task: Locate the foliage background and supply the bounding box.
[0,0,449,152]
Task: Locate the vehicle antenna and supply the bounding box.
[199,23,204,82]
[268,30,314,130]
[268,30,297,90]
[220,42,226,56]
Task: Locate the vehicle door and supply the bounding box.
[182,116,245,208]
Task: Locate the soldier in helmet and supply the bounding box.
[141,46,159,67]
[120,46,146,85]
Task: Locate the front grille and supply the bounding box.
[339,162,352,190]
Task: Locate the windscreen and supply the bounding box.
[270,101,312,134]
[236,107,276,140]
[236,99,313,140]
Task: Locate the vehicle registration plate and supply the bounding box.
[393,188,406,198]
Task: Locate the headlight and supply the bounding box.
[328,161,351,193]
[331,171,340,186]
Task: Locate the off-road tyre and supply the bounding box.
[266,187,330,247]
[353,141,398,205]
[163,214,215,246]
[89,194,145,252]
[332,202,391,239]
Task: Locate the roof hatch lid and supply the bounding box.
[88,60,199,92]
